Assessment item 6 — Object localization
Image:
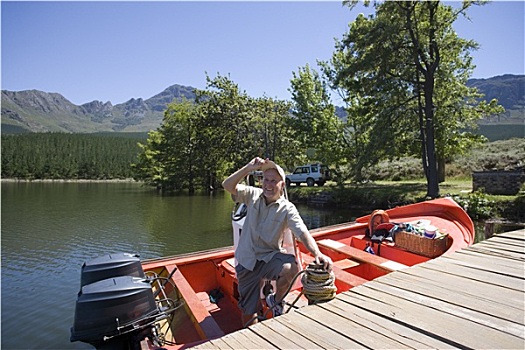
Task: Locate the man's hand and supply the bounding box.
[247,157,267,171]
[223,157,266,195]
[314,252,333,272]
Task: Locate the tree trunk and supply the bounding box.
[437,155,446,183]
[188,145,195,194]
[424,78,440,198]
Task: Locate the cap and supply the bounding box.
[261,160,286,182]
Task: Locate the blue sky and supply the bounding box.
[2,1,524,106]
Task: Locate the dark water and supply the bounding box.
[1,182,364,350]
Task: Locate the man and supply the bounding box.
[222,157,333,326]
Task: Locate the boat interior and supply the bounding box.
[142,225,445,348]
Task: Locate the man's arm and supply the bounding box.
[222,157,265,196]
[300,233,333,272]
[287,207,333,272]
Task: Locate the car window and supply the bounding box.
[293,168,301,174]
[311,166,318,173]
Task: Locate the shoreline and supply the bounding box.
[3,178,522,223]
[1,178,138,183]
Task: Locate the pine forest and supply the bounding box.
[1,133,145,180]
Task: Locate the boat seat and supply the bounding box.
[196,291,220,313]
[333,258,360,270]
[165,264,225,340]
[220,258,236,275]
[300,252,368,288]
[317,239,408,272]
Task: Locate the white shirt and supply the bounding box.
[235,184,308,271]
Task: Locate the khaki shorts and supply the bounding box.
[235,253,296,315]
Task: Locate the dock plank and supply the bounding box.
[274,310,366,348]
[297,302,412,349]
[382,270,524,323]
[454,247,525,266]
[247,322,312,349]
[471,230,525,259]
[498,229,525,239]
[417,257,524,290]
[477,239,525,252]
[231,328,276,349]
[208,337,233,349]
[190,341,220,349]
[443,250,524,278]
[367,277,524,338]
[320,298,454,349]
[399,264,524,308]
[485,234,525,248]
[338,285,524,349]
[467,244,525,260]
[218,332,249,349]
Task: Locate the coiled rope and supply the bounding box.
[245,262,337,327]
[300,263,337,304]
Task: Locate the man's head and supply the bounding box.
[261,160,286,203]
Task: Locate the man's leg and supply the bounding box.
[261,253,298,304]
[275,260,300,302]
[236,263,264,327]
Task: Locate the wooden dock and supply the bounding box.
[192,229,525,349]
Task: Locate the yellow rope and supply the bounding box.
[301,263,337,303]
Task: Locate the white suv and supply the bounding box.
[285,164,331,187]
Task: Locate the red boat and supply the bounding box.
[71,197,474,349]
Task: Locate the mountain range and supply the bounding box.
[1,84,196,133]
[1,75,523,134]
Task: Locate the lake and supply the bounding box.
[1,182,364,349]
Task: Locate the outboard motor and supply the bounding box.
[71,253,183,349]
[70,276,157,348]
[79,252,144,287]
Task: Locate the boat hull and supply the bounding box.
[137,198,474,349]
[72,198,474,349]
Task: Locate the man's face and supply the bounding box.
[262,168,283,203]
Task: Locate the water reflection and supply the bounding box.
[295,203,366,229]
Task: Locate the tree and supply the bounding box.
[322,0,502,197]
[194,75,255,186]
[289,64,347,171]
[251,95,300,169]
[134,74,299,192]
[134,99,207,193]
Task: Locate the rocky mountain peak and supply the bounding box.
[1,84,197,132]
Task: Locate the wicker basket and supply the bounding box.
[394,230,449,258]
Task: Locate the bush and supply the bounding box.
[363,157,425,181]
[452,190,497,220]
[499,183,525,222]
[453,138,525,173]
[354,138,525,182]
